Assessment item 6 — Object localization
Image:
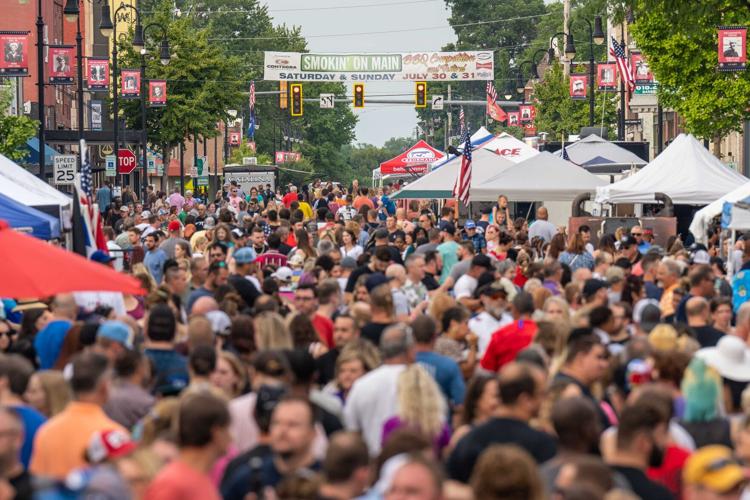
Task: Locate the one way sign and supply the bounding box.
[431,95,444,110]
[320,94,335,109]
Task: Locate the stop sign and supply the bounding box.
[118,149,137,175]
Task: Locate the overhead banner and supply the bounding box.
[0,32,30,76]
[519,105,535,122]
[263,51,494,81]
[597,63,617,91]
[718,26,747,71]
[507,112,520,127]
[121,69,140,98]
[229,132,241,146]
[48,46,74,84]
[630,52,653,83]
[148,80,166,106]
[87,58,109,90]
[275,151,302,164]
[570,74,588,100]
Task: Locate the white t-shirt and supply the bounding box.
[344,364,405,456]
[469,311,513,356]
[106,240,124,272]
[453,274,478,300]
[340,245,363,260]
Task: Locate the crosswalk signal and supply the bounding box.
[290,83,303,116]
[353,83,365,108]
[415,81,427,108]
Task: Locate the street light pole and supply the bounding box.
[36,0,45,181]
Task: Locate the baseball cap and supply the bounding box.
[271,266,293,282]
[476,282,508,298]
[464,220,476,229]
[90,250,115,264]
[157,209,168,216]
[620,235,638,248]
[119,205,129,213]
[140,210,152,218]
[582,279,608,299]
[86,430,136,464]
[683,445,747,493]
[340,257,357,270]
[97,321,134,349]
[234,247,257,264]
[440,221,456,235]
[168,220,181,232]
[365,272,390,292]
[692,249,711,265]
[205,310,232,336]
[204,216,216,229]
[231,228,245,239]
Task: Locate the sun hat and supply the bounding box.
[86,429,136,463]
[696,335,750,382]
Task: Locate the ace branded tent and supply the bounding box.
[595,134,748,205]
[553,134,647,173]
[472,152,607,202]
[378,140,445,176]
[0,193,60,239]
[481,133,540,164]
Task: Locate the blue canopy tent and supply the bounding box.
[0,192,61,239]
[23,138,59,165]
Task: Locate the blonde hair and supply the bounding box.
[337,339,382,374]
[35,370,72,417]
[428,294,457,333]
[396,364,446,438]
[254,312,293,350]
[543,296,571,323]
[139,397,179,446]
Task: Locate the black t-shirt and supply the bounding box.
[375,244,403,265]
[228,274,261,310]
[360,322,393,346]
[447,417,557,483]
[10,469,33,500]
[690,325,725,348]
[345,265,374,293]
[610,465,674,500]
[220,444,272,493]
[316,348,340,386]
[422,273,440,291]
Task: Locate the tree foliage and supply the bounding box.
[0,87,38,161]
[627,0,750,138]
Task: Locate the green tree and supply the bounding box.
[627,0,750,139]
[531,63,617,140]
[0,87,37,162]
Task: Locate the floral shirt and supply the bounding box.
[402,279,428,310]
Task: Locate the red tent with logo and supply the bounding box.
[0,220,144,297]
[379,140,445,176]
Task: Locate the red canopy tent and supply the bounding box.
[0,220,144,297]
[379,140,445,176]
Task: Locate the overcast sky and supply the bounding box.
[266,0,456,147]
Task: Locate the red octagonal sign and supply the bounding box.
[118,149,137,175]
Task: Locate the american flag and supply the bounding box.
[610,36,635,91]
[459,107,465,134]
[486,80,508,122]
[80,138,92,198]
[453,129,472,205]
[248,81,256,139]
[486,80,498,103]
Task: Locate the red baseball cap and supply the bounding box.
[86,429,136,463]
[168,220,181,232]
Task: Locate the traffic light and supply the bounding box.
[415,81,427,108]
[353,83,365,108]
[290,83,303,116]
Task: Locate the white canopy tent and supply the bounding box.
[595,134,748,205]
[553,134,647,173]
[391,145,514,199]
[472,152,607,202]
[480,133,540,163]
[689,181,750,243]
[0,153,71,208]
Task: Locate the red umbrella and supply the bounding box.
[0,220,144,297]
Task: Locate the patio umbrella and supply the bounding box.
[0,220,144,298]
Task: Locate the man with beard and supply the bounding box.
[607,400,672,500]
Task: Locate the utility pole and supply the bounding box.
[563,0,571,77]
[446,85,452,151]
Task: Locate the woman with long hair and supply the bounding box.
[558,233,594,271]
[382,364,450,455]
[24,370,71,418]
[292,229,316,261]
[287,313,320,350]
[448,374,499,451]
[254,312,293,350]
[546,233,567,261]
[339,228,363,260]
[211,351,247,400]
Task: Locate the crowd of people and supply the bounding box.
[2,178,750,499]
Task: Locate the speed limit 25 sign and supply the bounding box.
[53,155,77,185]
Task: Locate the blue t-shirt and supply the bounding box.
[34,319,72,369]
[144,248,168,284]
[381,195,396,215]
[416,351,466,406]
[11,405,46,469]
[144,348,189,396]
